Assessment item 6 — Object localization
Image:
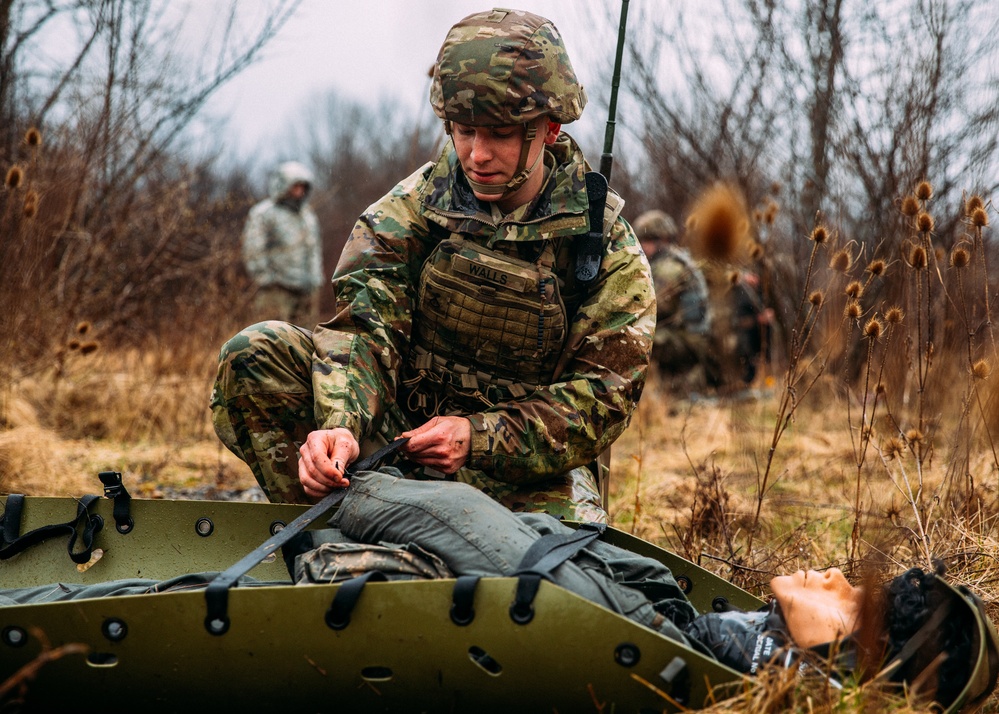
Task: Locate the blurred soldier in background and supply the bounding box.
[241,160,323,326]
[633,209,720,389]
[729,270,773,386]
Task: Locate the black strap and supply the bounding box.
[324,570,388,630]
[0,493,103,564]
[98,470,134,534]
[1,493,24,546]
[509,523,606,624]
[574,172,608,285]
[204,437,411,635]
[450,575,481,626]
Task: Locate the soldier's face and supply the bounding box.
[452,119,559,210]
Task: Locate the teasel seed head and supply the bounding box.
[764,200,778,225]
[866,259,886,277]
[966,195,985,214]
[864,316,884,339]
[830,249,852,272]
[79,340,100,356]
[810,224,829,244]
[76,321,92,335]
[845,280,863,299]
[809,290,824,307]
[901,195,920,217]
[916,211,934,233]
[686,182,750,261]
[915,180,933,201]
[910,245,928,269]
[67,338,81,350]
[24,127,41,147]
[885,306,904,324]
[23,192,37,219]
[884,437,905,460]
[845,300,862,319]
[905,428,925,444]
[972,207,989,228]
[950,246,970,268]
[972,359,991,380]
[5,165,23,189]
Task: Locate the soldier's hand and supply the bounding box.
[298,428,360,498]
[400,417,471,475]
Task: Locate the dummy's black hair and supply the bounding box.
[882,563,974,708]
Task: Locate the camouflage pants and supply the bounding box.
[211,321,607,522]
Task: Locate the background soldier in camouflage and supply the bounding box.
[241,160,323,325]
[633,209,721,389]
[211,8,655,523]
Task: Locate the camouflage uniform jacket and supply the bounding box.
[241,163,323,294]
[649,246,711,335]
[312,133,655,486]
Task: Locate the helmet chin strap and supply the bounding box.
[464,124,543,199]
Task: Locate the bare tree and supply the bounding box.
[0,0,300,362]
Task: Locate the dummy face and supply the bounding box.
[287,182,309,201]
[452,119,560,212]
[770,568,863,648]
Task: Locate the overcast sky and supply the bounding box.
[191,1,628,165]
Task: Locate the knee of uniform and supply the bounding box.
[213,320,315,399]
[216,320,301,362]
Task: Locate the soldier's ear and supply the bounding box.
[544,121,561,145]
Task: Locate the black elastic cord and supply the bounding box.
[98,470,134,534]
[0,493,103,564]
[1,494,24,546]
[509,523,606,624]
[450,575,481,626]
[325,570,387,630]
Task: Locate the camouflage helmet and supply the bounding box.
[633,210,680,242]
[429,8,587,126]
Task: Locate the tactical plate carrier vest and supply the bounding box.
[403,236,567,418]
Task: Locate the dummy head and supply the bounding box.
[771,565,999,711]
[770,568,863,648]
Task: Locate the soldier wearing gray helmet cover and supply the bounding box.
[211,8,655,523]
[241,161,323,325]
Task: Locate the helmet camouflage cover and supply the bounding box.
[430,7,587,126]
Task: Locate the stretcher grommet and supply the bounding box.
[676,575,692,593]
[614,643,641,667]
[509,602,534,625]
[102,618,128,642]
[2,626,26,647]
[195,518,214,537]
[269,520,286,536]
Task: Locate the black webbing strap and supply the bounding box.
[450,574,481,626]
[574,172,608,285]
[509,522,606,624]
[324,570,388,630]
[98,470,134,534]
[0,493,103,564]
[203,437,410,635]
[1,494,24,545]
